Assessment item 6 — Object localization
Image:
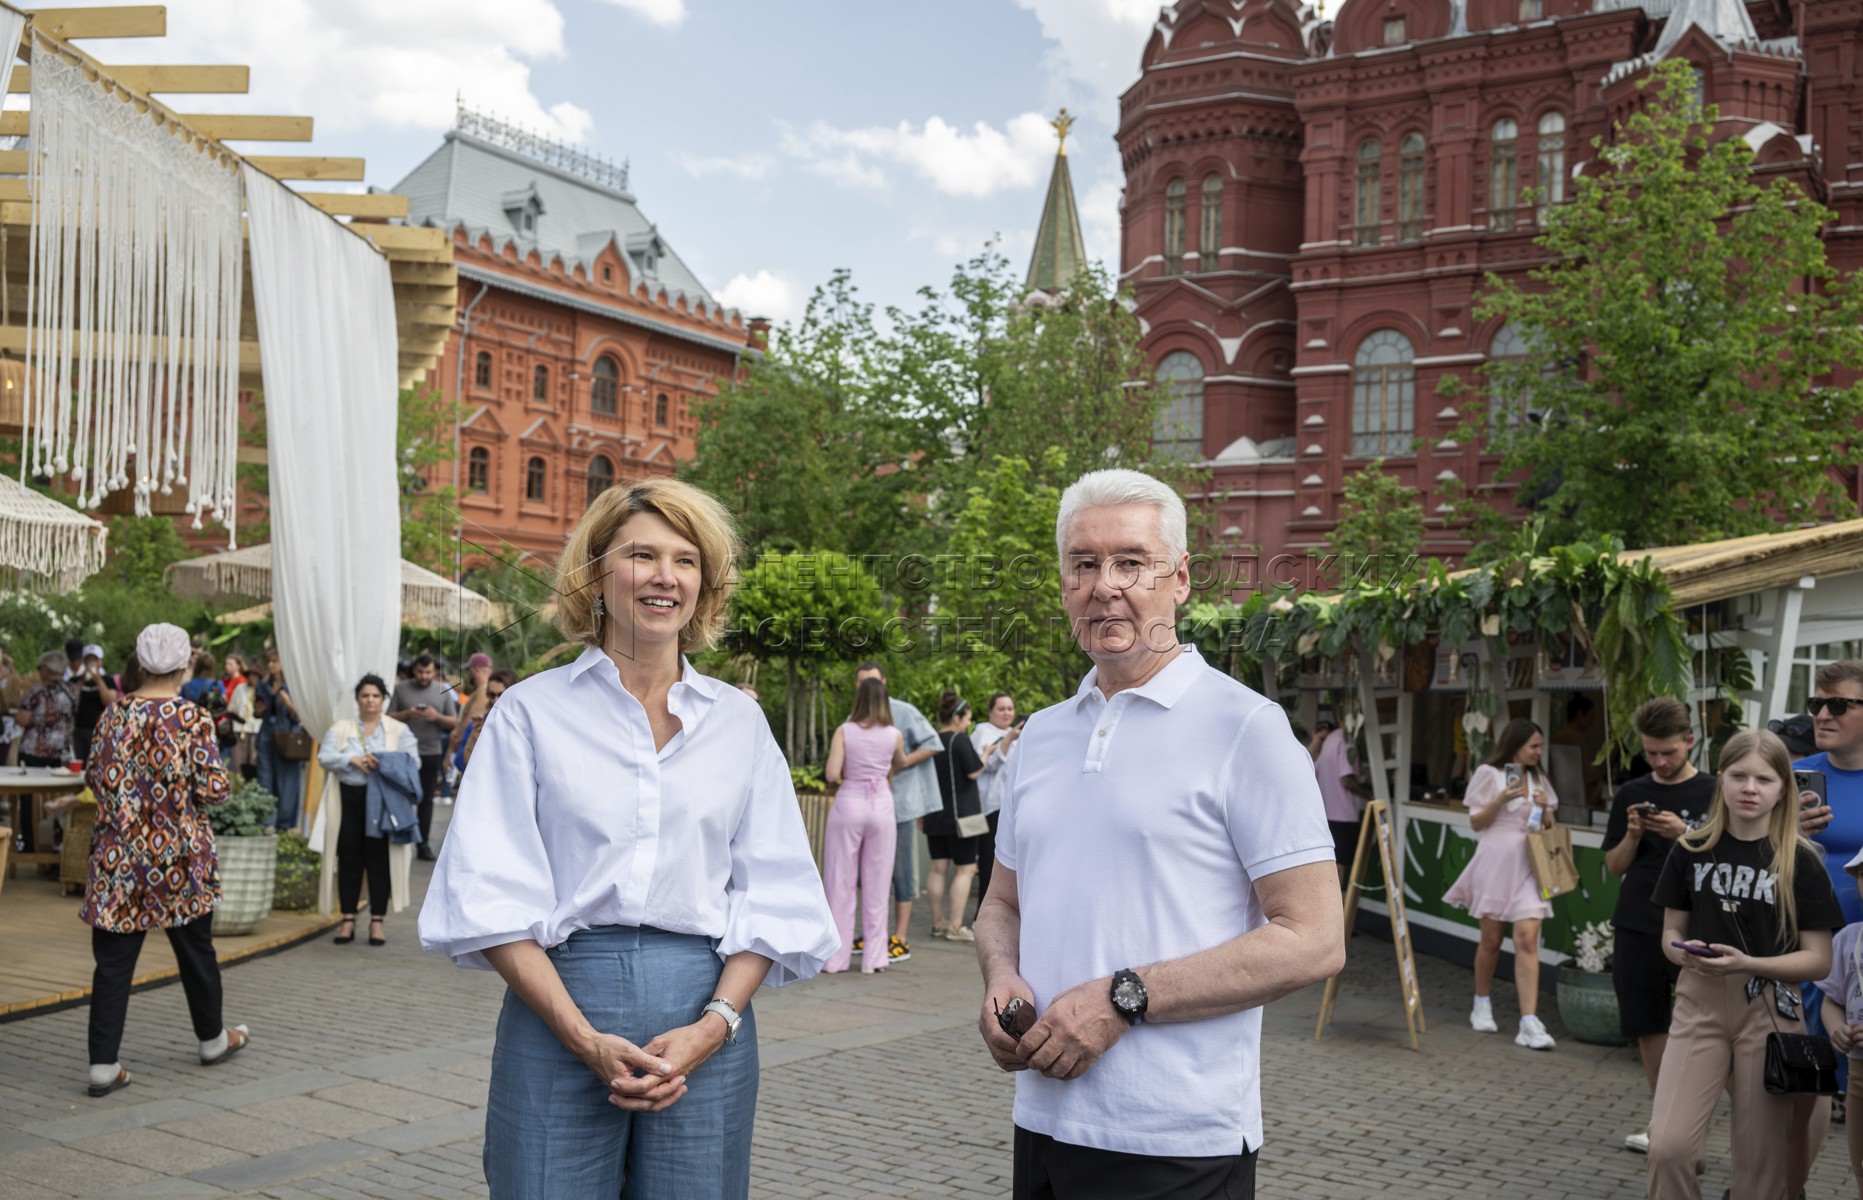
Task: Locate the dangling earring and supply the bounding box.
[593,595,605,622]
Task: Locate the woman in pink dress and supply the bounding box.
[1444,717,1561,1050]
[823,678,908,974]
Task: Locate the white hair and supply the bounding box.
[1055,469,1188,562]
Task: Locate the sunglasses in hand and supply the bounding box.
[1809,697,1860,718]
[994,996,1035,1042]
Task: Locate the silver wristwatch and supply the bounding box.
[701,998,742,1043]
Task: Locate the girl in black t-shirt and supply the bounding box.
[1646,730,1843,1200]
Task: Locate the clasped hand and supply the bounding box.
[1674,941,1751,976]
[581,1019,728,1113]
[979,975,1129,1082]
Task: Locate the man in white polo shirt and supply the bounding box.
[974,468,1345,1199]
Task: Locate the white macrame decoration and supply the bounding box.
[22,40,243,537]
[0,473,107,592]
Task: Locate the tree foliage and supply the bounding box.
[398,385,463,574]
[1455,57,1863,549]
[1328,460,1424,585]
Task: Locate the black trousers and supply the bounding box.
[88,915,222,1064]
[1013,1126,1256,1200]
[977,810,1002,901]
[337,783,391,916]
[416,753,442,847]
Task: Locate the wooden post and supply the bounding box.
[1316,800,1424,1050]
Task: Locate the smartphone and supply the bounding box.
[1505,763,1523,789]
[1671,941,1724,958]
[1631,802,1659,816]
[1796,770,1828,810]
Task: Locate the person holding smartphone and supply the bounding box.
[1646,730,1842,1199]
[1602,698,1716,1154]
[387,654,460,861]
[972,693,1022,905]
[1444,718,1561,1049]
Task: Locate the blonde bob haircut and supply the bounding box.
[553,477,742,654]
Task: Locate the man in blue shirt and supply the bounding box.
[1795,658,1863,1187]
[855,662,941,965]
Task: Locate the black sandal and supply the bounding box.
[369,918,385,947]
[334,917,357,945]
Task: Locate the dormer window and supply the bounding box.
[627,231,666,279]
[501,184,545,238]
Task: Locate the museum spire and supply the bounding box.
[1025,109,1089,295]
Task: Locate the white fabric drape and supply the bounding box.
[241,165,402,740]
[24,38,243,533]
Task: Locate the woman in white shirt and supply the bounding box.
[418,478,836,1200]
[970,692,1020,904]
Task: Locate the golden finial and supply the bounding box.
[1051,108,1076,156]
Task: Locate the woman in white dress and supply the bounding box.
[419,478,837,1199]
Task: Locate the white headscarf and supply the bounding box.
[134,623,192,675]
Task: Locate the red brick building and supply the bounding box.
[395,106,762,563]
[1120,0,1863,568]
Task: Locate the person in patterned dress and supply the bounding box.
[80,623,253,1099]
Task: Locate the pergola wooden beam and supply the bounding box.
[0,323,262,371]
[21,6,167,40]
[247,156,366,181]
[8,64,251,94]
[301,192,407,218]
[0,112,313,140]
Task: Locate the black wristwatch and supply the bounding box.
[1110,968,1148,1025]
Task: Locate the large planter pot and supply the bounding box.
[1556,965,1628,1046]
[796,792,831,875]
[213,833,277,936]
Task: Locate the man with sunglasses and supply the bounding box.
[1793,659,1863,1185]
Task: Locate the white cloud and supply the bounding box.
[90,0,595,142]
[1079,175,1124,267]
[1014,0,1157,117]
[717,269,804,324]
[597,0,688,26]
[674,151,776,181]
[780,113,1057,198]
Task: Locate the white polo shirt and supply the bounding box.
[995,644,1334,1157]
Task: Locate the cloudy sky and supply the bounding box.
[81,0,1163,326]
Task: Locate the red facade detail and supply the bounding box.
[1122,0,1863,573]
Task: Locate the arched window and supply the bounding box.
[1383,15,1407,43]
[1354,140,1381,247]
[1518,0,1541,19]
[533,365,550,403]
[1352,330,1416,456]
[586,455,614,506]
[525,456,546,502]
[1152,351,1205,462]
[474,351,492,389]
[467,446,489,493]
[655,393,670,427]
[1487,323,1550,428]
[1398,133,1426,243]
[591,355,619,415]
[1489,119,1519,231]
[1536,112,1566,224]
[1199,175,1223,273]
[1163,179,1187,275]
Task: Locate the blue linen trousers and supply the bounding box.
[483,926,759,1199]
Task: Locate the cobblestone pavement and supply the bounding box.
[1,813,1855,1198]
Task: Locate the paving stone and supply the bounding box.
[65,1124,251,1173]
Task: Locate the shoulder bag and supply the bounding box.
[942,735,990,839]
[1722,857,1842,1096]
[273,728,313,762]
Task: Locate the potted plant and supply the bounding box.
[1556,920,1628,1046]
[208,778,278,936]
[272,831,321,912]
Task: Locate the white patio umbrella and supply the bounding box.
[0,474,108,593]
[165,543,495,630]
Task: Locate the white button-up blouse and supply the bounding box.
[417,648,838,985]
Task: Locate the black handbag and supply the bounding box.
[1763,1029,1841,1096]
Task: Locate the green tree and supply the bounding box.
[1453,57,1863,549]
[727,550,891,763]
[398,385,463,573]
[683,272,926,563]
[100,514,193,591]
[1328,461,1424,587]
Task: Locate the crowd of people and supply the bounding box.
[12,462,1863,1200]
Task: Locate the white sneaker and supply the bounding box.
[1516,1015,1556,1050]
[1470,998,1498,1033]
[948,926,976,943]
[1624,1130,1649,1154]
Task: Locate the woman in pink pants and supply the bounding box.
[823,679,909,974]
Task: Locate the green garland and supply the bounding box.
[1180,538,1691,761]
